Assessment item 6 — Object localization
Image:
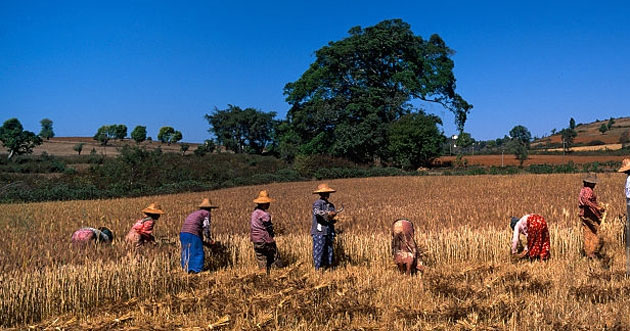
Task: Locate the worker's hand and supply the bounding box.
[328,211,337,218]
[599,206,606,213]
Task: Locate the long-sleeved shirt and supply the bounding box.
[579,186,601,219]
[625,175,630,200]
[250,208,275,243]
[511,214,530,254]
[311,198,336,236]
[181,209,211,240]
[131,217,156,241]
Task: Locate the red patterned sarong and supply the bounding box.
[526,214,550,260]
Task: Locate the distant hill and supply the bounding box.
[31,137,200,156]
[532,116,630,150]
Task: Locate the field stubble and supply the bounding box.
[1,173,630,330]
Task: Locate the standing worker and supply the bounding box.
[510,214,550,260]
[126,203,164,248]
[250,190,282,274]
[618,159,630,273]
[180,198,218,274]
[311,183,337,270]
[579,173,606,259]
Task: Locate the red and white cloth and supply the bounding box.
[511,214,550,260]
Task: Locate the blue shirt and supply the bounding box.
[311,198,336,235]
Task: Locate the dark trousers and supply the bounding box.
[253,241,282,273]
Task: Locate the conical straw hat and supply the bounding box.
[618,158,630,173]
[253,190,274,204]
[583,173,599,184]
[313,183,336,194]
[199,198,219,209]
[142,203,165,215]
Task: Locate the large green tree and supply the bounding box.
[205,105,277,154]
[0,118,43,159]
[387,112,445,169]
[39,118,54,140]
[283,19,472,163]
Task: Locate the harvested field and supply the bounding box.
[2,174,630,329]
[436,154,626,167]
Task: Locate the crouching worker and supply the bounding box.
[510,214,550,260]
[180,198,218,274]
[126,203,164,248]
[250,190,283,274]
[71,227,113,246]
[391,219,425,275]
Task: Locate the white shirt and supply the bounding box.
[511,214,530,254]
[625,175,630,200]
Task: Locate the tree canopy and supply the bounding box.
[283,19,471,163]
[205,105,277,154]
[0,118,43,159]
[131,126,147,144]
[157,126,182,145]
[387,112,445,169]
[509,125,531,166]
[39,118,54,140]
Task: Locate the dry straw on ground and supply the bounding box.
[1,173,630,329]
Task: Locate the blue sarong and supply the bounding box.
[312,234,334,270]
[180,232,204,273]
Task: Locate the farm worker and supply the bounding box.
[125,203,164,247]
[510,214,550,260]
[71,227,113,246]
[180,198,218,274]
[311,183,337,270]
[579,173,606,258]
[250,190,282,274]
[391,219,426,275]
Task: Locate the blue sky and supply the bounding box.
[1,1,629,142]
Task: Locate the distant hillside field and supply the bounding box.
[32,137,200,156]
[533,116,630,146]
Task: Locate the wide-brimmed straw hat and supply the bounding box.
[142,203,165,215]
[313,183,336,194]
[253,190,274,204]
[618,159,630,173]
[199,198,219,209]
[583,173,599,184]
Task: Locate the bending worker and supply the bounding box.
[311,183,337,270]
[71,226,113,246]
[391,218,425,275]
[510,214,550,260]
[126,203,164,247]
[180,198,218,274]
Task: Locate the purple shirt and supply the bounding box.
[181,209,211,240]
[250,208,274,243]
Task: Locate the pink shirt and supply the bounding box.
[250,209,274,243]
[511,214,530,254]
[181,209,211,239]
[132,217,155,240]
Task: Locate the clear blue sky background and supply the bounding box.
[1,1,629,143]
